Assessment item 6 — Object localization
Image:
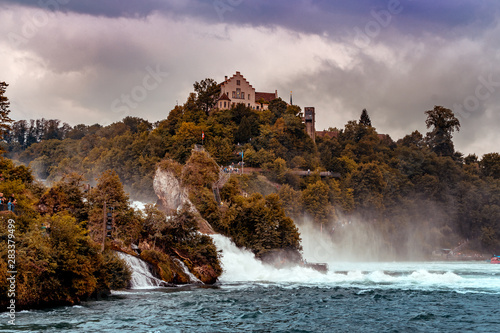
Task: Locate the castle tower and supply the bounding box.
[304,107,316,142]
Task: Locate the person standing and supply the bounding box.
[0,192,5,211]
[7,195,15,213]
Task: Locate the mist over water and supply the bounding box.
[211,232,500,294]
[298,219,396,263]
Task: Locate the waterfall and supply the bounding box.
[211,234,329,283]
[116,252,165,289]
[174,258,203,284]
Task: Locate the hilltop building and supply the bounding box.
[303,107,316,141]
[215,71,278,110]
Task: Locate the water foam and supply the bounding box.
[211,234,500,293]
[211,234,326,283]
[131,201,147,211]
[173,258,203,284]
[116,252,164,289]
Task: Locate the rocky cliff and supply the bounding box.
[153,166,191,213]
[153,166,214,234]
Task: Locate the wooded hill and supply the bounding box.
[2,79,500,258]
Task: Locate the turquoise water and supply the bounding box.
[2,278,500,333]
[3,235,500,332]
[3,261,500,333]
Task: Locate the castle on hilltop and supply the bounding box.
[215,71,278,111]
[215,71,320,142]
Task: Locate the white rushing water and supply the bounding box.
[211,234,500,293]
[173,258,203,284]
[131,201,147,211]
[116,252,164,289]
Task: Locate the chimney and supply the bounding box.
[275,90,278,98]
[225,75,228,81]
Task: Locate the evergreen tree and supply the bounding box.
[0,81,13,135]
[235,116,252,143]
[359,108,372,127]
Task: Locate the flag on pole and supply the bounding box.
[202,131,205,140]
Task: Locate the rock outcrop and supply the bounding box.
[153,166,191,214]
[153,166,215,234]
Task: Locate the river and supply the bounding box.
[2,234,500,332]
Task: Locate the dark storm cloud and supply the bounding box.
[0,0,164,17]
[3,0,498,38]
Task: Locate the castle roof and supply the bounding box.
[218,92,231,101]
[220,71,254,89]
[316,130,339,139]
[255,92,276,103]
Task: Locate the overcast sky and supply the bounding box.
[1,0,499,156]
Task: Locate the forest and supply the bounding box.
[1,78,500,308]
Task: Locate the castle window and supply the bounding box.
[236,88,241,99]
[232,91,235,98]
[237,80,240,85]
[242,92,245,99]
[224,101,226,108]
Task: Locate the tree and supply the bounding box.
[302,180,332,227]
[234,116,252,143]
[348,162,387,216]
[193,78,220,114]
[359,108,372,127]
[399,130,424,148]
[222,193,302,257]
[122,116,152,133]
[88,170,137,245]
[11,120,28,148]
[0,81,13,136]
[160,105,184,135]
[425,106,460,156]
[265,157,288,183]
[171,122,206,163]
[278,184,302,218]
[44,119,61,140]
[37,173,87,219]
[480,153,500,179]
[206,136,234,165]
[182,150,220,188]
[268,98,288,124]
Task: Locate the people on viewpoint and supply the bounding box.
[0,192,5,211]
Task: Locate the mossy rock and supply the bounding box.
[140,249,191,284]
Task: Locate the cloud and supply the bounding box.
[0,1,499,156]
